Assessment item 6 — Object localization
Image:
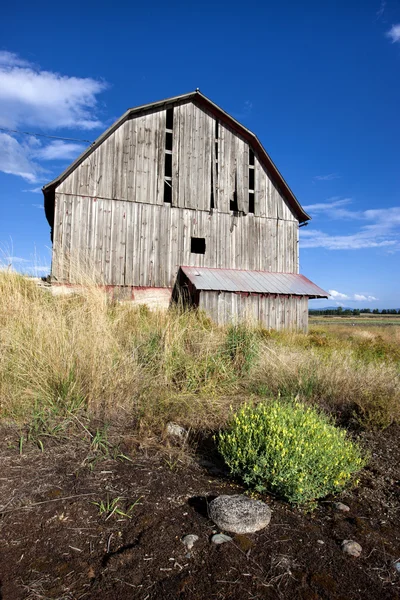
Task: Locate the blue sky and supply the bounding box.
[0,0,399,308]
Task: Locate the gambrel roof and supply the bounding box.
[43,90,311,225]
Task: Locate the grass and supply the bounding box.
[0,270,399,439]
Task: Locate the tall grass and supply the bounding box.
[0,271,399,435]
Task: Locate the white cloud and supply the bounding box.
[313,173,340,182]
[0,133,44,182]
[354,294,377,301]
[386,24,400,43]
[329,289,349,300]
[301,205,400,250]
[0,51,106,182]
[32,204,44,209]
[0,51,107,130]
[33,140,86,161]
[329,290,378,302]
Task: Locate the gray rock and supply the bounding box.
[394,561,400,573]
[166,422,187,439]
[208,494,271,534]
[181,534,199,550]
[211,533,232,544]
[334,502,350,512]
[341,540,362,557]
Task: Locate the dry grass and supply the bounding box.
[0,270,399,437]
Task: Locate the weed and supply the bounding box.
[218,400,367,504]
[92,495,142,520]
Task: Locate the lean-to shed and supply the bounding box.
[43,90,327,330]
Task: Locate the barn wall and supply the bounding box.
[52,194,299,285]
[56,100,297,221]
[198,292,309,331]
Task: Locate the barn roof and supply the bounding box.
[180,266,328,298]
[43,90,311,224]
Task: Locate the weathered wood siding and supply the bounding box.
[52,98,299,287]
[52,196,299,285]
[56,100,296,219]
[199,292,309,332]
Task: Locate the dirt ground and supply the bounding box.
[0,425,399,600]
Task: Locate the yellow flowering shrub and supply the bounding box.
[218,400,366,504]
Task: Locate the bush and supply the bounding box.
[218,400,366,504]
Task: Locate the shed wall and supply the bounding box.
[198,292,309,331]
[52,194,299,285]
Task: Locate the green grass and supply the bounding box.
[0,271,399,439]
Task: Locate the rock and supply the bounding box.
[166,422,187,439]
[394,561,400,573]
[341,540,362,557]
[334,502,350,512]
[208,495,271,534]
[211,533,232,544]
[181,534,199,550]
[317,539,325,545]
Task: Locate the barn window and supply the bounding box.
[166,107,174,130]
[211,119,219,210]
[164,107,174,203]
[191,237,206,254]
[164,180,172,203]
[248,147,255,214]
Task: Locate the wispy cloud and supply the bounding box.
[33,140,86,161]
[32,204,44,209]
[0,51,107,130]
[0,51,107,182]
[329,289,378,302]
[300,206,400,250]
[377,1,386,19]
[22,187,42,193]
[303,197,355,219]
[313,173,341,182]
[386,24,400,43]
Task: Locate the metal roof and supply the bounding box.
[180,267,328,298]
[42,90,310,226]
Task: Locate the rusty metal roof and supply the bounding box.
[180,267,328,298]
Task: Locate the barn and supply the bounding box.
[43,90,327,331]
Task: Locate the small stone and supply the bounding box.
[166,422,187,439]
[181,534,199,550]
[209,495,271,534]
[394,561,400,573]
[334,502,350,512]
[211,533,232,545]
[341,540,362,557]
[317,539,325,545]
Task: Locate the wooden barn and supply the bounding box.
[43,90,327,331]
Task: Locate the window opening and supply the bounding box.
[230,191,238,212]
[165,131,173,151]
[191,237,206,254]
[164,153,172,178]
[211,119,219,210]
[166,107,174,130]
[164,107,174,203]
[164,180,172,204]
[248,146,255,213]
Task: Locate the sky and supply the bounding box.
[0,0,399,309]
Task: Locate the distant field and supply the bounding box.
[310,315,400,326]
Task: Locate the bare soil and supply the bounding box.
[0,425,399,600]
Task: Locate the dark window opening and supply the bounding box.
[165,131,173,151]
[210,168,215,210]
[230,191,238,212]
[166,107,174,130]
[215,119,219,139]
[249,192,255,214]
[191,237,206,254]
[164,180,172,203]
[249,148,255,166]
[215,142,219,161]
[164,153,172,178]
[249,168,255,190]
